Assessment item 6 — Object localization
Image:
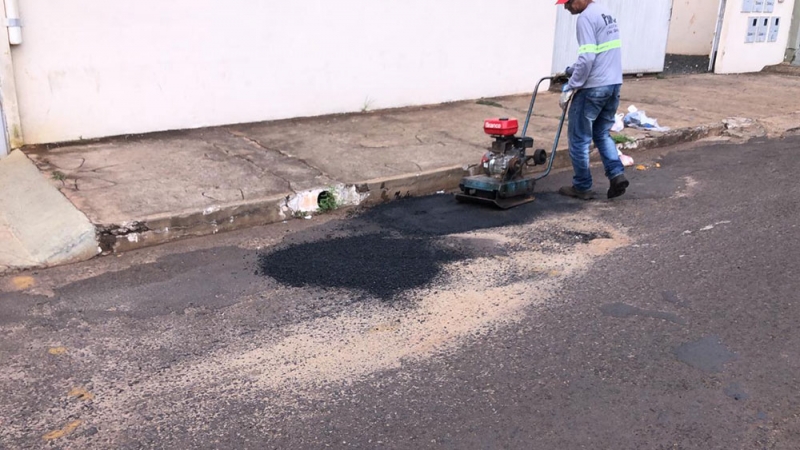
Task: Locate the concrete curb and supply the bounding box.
[621,122,726,152]
[358,166,469,206]
[97,166,471,253]
[96,122,726,255]
[97,194,289,254]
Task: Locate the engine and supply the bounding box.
[481,149,522,180]
[481,118,538,181]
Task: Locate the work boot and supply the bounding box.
[607,174,629,199]
[559,185,596,200]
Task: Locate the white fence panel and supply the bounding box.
[552,0,673,75]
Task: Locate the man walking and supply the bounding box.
[556,0,629,200]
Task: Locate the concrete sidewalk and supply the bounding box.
[6,72,800,268]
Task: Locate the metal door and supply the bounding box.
[552,0,673,75]
[709,0,727,71]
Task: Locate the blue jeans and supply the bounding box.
[567,84,624,191]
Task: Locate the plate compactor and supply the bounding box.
[456,76,570,209]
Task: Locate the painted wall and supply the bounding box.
[715,0,796,73]
[9,1,557,145]
[666,0,721,55]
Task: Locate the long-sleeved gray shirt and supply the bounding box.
[567,2,623,91]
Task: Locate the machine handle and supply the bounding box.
[534,98,570,181]
[518,75,571,181]
[519,76,551,139]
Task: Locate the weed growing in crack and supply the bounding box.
[476,99,504,108]
[612,134,635,145]
[361,96,373,113]
[292,210,309,219]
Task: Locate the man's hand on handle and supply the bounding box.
[559,85,573,111]
[559,67,574,111]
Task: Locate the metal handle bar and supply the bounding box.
[518,76,570,181]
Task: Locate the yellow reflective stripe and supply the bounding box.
[597,39,622,52]
[577,39,622,54]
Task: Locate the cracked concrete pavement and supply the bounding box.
[14,71,800,259]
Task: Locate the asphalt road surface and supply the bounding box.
[2,135,799,449]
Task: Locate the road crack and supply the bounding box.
[224,130,331,182]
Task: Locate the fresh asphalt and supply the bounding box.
[1,135,799,449]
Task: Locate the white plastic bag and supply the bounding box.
[611,113,624,132]
[623,105,670,132]
[618,149,634,167]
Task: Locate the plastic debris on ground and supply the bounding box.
[623,105,670,132]
[617,149,634,167]
[612,113,625,132]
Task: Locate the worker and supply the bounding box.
[556,0,629,200]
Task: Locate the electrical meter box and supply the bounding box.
[746,17,758,43]
[768,17,781,42]
[756,16,769,42]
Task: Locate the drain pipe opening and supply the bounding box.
[317,190,333,209]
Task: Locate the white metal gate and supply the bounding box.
[551,0,673,75]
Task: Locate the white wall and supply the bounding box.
[667,0,721,55]
[715,0,796,73]
[9,1,557,145]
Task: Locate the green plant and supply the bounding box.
[612,134,635,145]
[51,170,67,181]
[317,189,338,212]
[476,99,503,108]
[361,96,373,113]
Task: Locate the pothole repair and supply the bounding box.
[80,212,630,433]
[257,233,465,300]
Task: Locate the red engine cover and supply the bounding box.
[483,117,519,136]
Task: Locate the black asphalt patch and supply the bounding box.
[355,193,583,236]
[257,233,465,300]
[259,194,601,298]
[723,383,750,401]
[674,335,738,373]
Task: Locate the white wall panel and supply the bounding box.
[552,0,672,75]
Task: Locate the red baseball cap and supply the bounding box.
[555,0,569,4]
